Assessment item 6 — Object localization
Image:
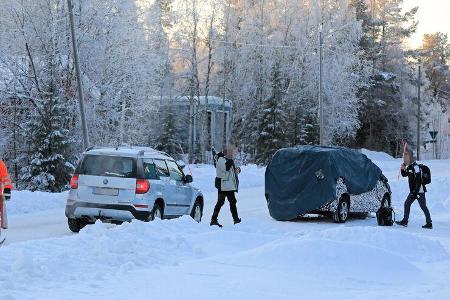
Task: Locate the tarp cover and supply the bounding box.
[265,146,382,221]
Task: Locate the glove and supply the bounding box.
[3,188,11,201]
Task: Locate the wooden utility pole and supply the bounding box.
[417,62,421,161]
[67,0,89,149]
[319,23,324,145]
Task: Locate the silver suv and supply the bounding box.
[65,146,204,232]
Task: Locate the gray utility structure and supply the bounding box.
[157,96,232,155]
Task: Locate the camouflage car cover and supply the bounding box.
[265,145,382,221]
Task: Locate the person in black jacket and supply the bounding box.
[396,149,432,229]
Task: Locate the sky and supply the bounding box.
[403,0,450,49]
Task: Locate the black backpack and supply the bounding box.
[419,164,431,185]
[376,207,395,226]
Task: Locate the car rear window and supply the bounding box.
[79,155,136,178]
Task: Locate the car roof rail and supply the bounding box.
[137,149,170,157]
[85,146,101,152]
[115,143,132,150]
[156,150,170,157]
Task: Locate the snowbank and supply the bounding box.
[8,190,68,216]
[225,237,423,283]
[306,226,448,263]
[0,218,203,287]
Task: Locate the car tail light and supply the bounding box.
[136,179,150,194]
[70,174,79,189]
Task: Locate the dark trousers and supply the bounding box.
[402,193,432,224]
[211,191,239,221]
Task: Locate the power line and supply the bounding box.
[209,39,300,49]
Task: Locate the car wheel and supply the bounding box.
[190,200,203,223]
[68,218,86,233]
[333,197,350,223]
[150,203,163,221]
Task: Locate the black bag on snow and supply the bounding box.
[419,164,431,185]
[376,207,395,226]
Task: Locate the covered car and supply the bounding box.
[265,146,391,222]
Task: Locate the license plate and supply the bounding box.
[93,187,119,196]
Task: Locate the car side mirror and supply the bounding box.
[177,160,186,170]
[184,174,193,183]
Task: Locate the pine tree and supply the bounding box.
[421,33,450,102]
[20,91,75,192]
[155,106,183,157]
[285,106,312,147]
[255,63,289,165]
[351,0,418,155]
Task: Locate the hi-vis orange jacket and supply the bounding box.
[0,160,12,193]
[0,160,11,230]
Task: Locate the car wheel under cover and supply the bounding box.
[333,198,350,223]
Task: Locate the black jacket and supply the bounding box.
[401,162,426,194]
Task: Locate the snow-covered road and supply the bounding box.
[1,152,450,299]
[6,210,69,244]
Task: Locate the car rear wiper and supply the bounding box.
[104,172,125,177]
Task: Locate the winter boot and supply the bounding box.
[234,218,241,225]
[395,220,408,227]
[210,219,223,228]
[422,222,432,229]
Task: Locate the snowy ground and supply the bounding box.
[1,152,450,299]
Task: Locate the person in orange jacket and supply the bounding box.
[0,159,12,231]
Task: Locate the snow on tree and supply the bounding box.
[421,33,450,104]
[351,0,420,156]
[20,93,76,192]
[255,61,289,165]
[0,0,441,184]
[76,0,165,146]
[155,104,183,157]
[0,0,77,191]
[220,0,367,155]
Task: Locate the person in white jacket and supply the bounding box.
[210,148,241,227]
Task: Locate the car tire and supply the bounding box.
[150,203,163,221]
[333,197,350,223]
[190,200,203,223]
[68,218,86,233]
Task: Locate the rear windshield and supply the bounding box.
[79,155,136,178]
